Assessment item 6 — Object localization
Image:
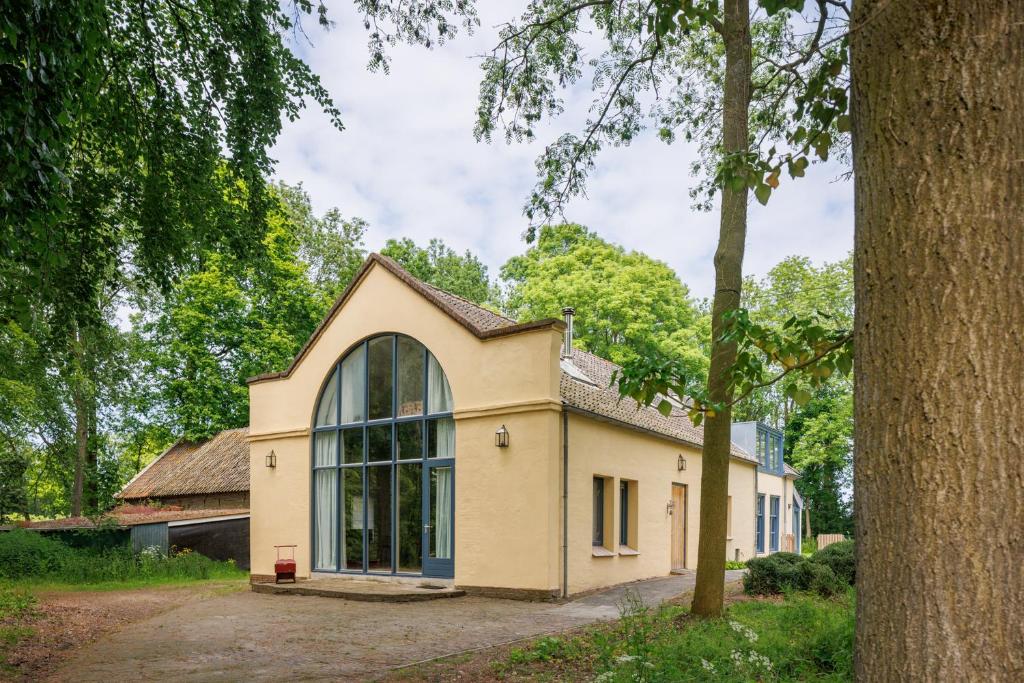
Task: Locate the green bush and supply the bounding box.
[724,559,747,570]
[744,554,805,595]
[812,539,855,584]
[0,529,243,585]
[745,548,851,598]
[798,561,847,598]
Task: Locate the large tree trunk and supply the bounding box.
[851,1,1023,679]
[691,0,751,618]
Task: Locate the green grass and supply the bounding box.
[0,585,38,674]
[498,590,854,682]
[0,529,246,588]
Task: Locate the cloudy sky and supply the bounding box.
[270,2,853,300]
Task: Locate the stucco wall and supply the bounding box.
[564,413,757,595]
[247,263,564,582]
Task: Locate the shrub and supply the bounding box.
[0,529,243,585]
[0,530,70,578]
[798,561,847,598]
[745,548,851,598]
[724,560,747,570]
[812,539,855,584]
[744,554,805,595]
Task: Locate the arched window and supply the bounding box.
[311,335,455,577]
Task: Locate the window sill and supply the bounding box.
[617,546,640,556]
[726,537,733,541]
[592,546,615,558]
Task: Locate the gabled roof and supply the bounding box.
[248,254,564,384]
[116,428,250,500]
[561,348,757,463]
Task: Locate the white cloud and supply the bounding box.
[270,1,853,300]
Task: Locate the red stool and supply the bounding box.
[274,545,297,583]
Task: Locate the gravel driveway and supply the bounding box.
[48,570,744,682]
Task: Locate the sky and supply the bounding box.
[269,2,853,301]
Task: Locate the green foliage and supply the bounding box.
[788,389,854,535]
[0,529,244,584]
[134,185,339,440]
[381,238,493,305]
[501,224,708,371]
[471,1,849,228]
[745,547,853,598]
[725,559,747,570]
[0,0,345,330]
[811,539,855,585]
[502,590,855,682]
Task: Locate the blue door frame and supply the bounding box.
[422,458,454,578]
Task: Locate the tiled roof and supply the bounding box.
[561,349,757,463]
[2,507,249,531]
[116,428,250,500]
[784,463,801,478]
[248,254,564,384]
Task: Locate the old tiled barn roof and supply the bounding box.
[116,427,250,500]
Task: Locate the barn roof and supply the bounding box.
[116,427,250,500]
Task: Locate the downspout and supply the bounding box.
[562,408,569,598]
[561,306,574,599]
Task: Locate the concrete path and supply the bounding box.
[49,570,745,682]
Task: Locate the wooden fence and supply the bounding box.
[817,533,846,550]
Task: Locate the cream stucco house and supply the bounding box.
[246,254,800,598]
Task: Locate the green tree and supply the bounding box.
[135,195,330,440]
[381,238,493,304]
[467,0,850,616]
[500,223,707,372]
[786,388,852,536]
[274,182,369,300]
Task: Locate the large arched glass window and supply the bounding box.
[311,334,455,576]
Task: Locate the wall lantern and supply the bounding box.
[265,450,277,468]
[495,425,510,448]
[677,454,687,472]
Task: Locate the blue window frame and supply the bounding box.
[619,481,629,546]
[593,477,604,546]
[755,494,765,553]
[311,334,455,578]
[769,496,780,552]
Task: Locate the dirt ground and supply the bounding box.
[2,581,247,682]
[14,570,743,682]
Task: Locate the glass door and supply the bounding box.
[422,460,454,577]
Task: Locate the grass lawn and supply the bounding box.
[393,589,854,682]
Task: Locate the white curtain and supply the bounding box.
[434,466,452,559]
[434,418,455,459]
[314,430,337,467]
[315,373,337,426]
[314,469,337,570]
[427,353,453,414]
[341,345,366,424]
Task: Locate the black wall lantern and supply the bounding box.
[677,454,686,471]
[265,450,277,468]
[495,425,510,448]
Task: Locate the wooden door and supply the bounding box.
[671,484,687,571]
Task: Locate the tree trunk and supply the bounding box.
[70,382,87,518]
[851,1,1023,679]
[691,0,752,618]
[804,504,811,540]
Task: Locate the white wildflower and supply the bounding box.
[615,654,636,664]
[729,620,759,642]
[701,658,716,673]
[592,671,615,683]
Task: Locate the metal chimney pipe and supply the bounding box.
[561,307,575,359]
